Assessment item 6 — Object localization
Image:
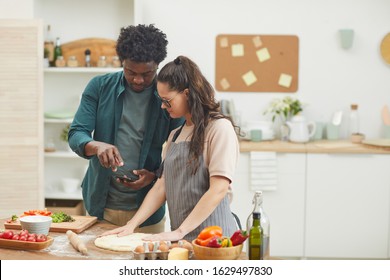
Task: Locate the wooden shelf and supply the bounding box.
[44,67,121,74]
[45,190,82,200]
[44,118,73,124]
[44,151,79,158]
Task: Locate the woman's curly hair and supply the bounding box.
[116,24,168,64]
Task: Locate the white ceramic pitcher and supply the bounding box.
[286,115,316,143]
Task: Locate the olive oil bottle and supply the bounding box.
[249,212,263,260]
[246,191,270,259]
[54,37,62,66]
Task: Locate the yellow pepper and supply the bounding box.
[221,237,233,247]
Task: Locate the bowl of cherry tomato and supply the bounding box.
[19,215,52,235]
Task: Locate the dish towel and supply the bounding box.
[249,151,277,191]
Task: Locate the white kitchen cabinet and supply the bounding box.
[34,0,134,202]
[305,153,390,259]
[232,153,306,258]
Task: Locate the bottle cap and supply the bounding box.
[253,212,261,219]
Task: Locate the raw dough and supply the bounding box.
[94,233,151,252]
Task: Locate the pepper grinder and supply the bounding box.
[84,49,91,67]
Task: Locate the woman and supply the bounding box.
[101,56,240,241]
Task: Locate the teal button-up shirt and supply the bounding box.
[68,71,184,225]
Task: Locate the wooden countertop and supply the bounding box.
[240,140,390,154]
[0,219,248,260]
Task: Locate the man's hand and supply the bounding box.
[86,141,124,171]
[116,169,156,190]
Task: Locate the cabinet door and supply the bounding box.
[232,153,306,258]
[305,153,390,259]
[0,19,44,217]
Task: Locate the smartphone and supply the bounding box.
[114,171,139,183]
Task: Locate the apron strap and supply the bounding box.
[155,123,186,178]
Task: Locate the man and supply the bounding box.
[68,24,184,233]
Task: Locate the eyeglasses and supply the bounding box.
[155,91,181,108]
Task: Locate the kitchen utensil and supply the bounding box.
[332,110,343,126]
[5,215,97,234]
[381,105,390,125]
[191,240,243,260]
[362,139,390,147]
[380,33,390,64]
[286,115,316,143]
[350,133,365,143]
[0,236,54,250]
[19,215,52,235]
[326,123,340,140]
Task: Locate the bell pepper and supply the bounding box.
[230,229,249,246]
[196,236,214,246]
[206,236,222,248]
[197,225,223,240]
[221,237,233,247]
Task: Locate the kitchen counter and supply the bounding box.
[240,139,390,154]
[0,219,248,260]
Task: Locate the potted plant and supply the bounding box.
[264,96,304,140]
[60,124,70,142]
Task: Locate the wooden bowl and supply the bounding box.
[191,240,243,260]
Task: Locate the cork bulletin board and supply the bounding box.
[215,34,299,93]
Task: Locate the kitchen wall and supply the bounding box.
[8,0,389,139]
[136,0,390,139]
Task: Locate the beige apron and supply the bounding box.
[163,126,237,241]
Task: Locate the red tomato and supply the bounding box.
[27,236,36,242]
[36,234,47,242]
[19,229,29,236]
[12,234,20,240]
[2,230,14,239]
[19,235,27,241]
[28,233,37,239]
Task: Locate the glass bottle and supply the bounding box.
[246,191,270,259]
[54,37,62,66]
[249,212,263,260]
[44,25,55,66]
[84,49,91,67]
[349,104,359,135]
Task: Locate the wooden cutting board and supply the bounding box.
[362,139,390,148]
[60,37,117,67]
[4,216,98,234]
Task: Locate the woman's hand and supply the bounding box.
[99,224,135,237]
[117,169,156,191]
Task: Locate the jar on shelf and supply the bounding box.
[97,56,107,67]
[111,56,121,67]
[67,56,78,67]
[55,56,66,67]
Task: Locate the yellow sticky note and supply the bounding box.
[278,73,293,88]
[219,37,229,48]
[231,44,244,57]
[256,47,271,62]
[252,36,263,48]
[242,71,257,86]
[220,78,230,90]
